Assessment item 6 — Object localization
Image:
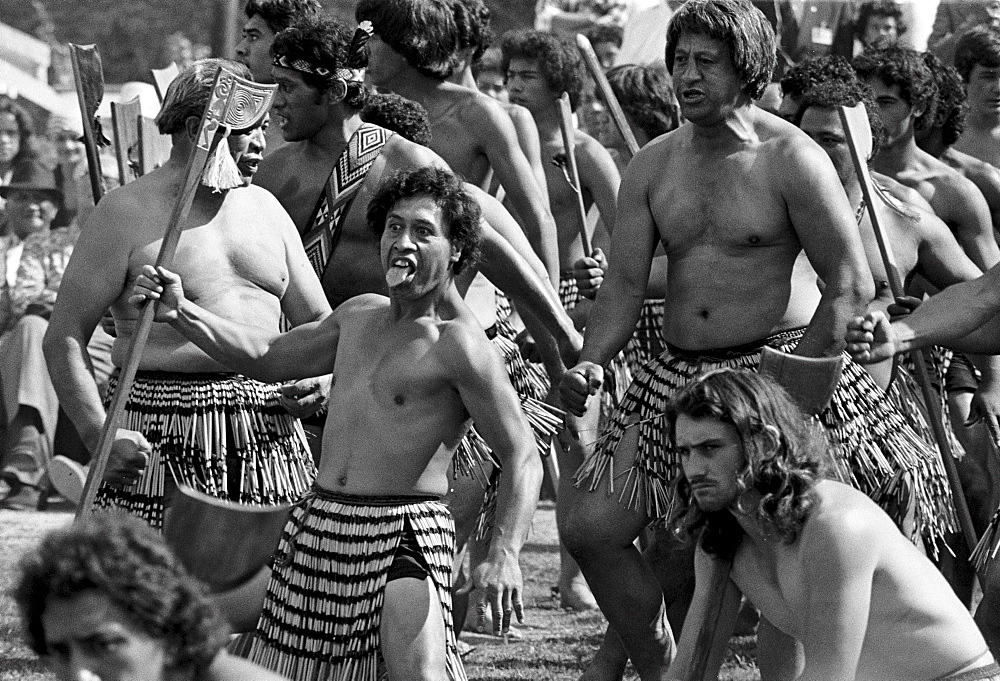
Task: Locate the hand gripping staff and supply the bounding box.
[839,103,982,577]
[77,68,277,518]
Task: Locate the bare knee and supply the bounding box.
[382,578,448,681]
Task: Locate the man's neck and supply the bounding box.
[304,114,364,157]
[729,491,775,546]
[389,280,460,322]
[689,103,757,147]
[916,130,948,159]
[381,67,450,110]
[872,134,924,175]
[453,65,476,90]
[532,104,562,143]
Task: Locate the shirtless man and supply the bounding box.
[556,3,947,678]
[952,26,1000,169]
[665,369,996,681]
[42,59,327,528]
[234,0,321,155]
[855,44,1000,272]
[357,0,561,288]
[131,166,542,681]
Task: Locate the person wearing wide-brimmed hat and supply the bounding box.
[0,163,78,509]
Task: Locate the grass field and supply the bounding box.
[0,502,759,680]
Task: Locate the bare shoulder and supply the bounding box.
[437,312,494,372]
[874,173,934,212]
[801,480,886,550]
[757,111,830,171]
[625,129,679,181]
[80,172,166,239]
[456,88,515,132]
[377,134,446,174]
[338,292,388,315]
[575,129,613,160]
[504,102,535,129]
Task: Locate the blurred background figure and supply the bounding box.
[930,0,1000,64]
[0,97,42,238]
[855,0,907,53]
[46,117,90,230]
[474,46,510,103]
[582,23,623,69]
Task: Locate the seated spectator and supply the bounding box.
[13,513,289,681]
[0,97,42,237]
[0,165,87,509]
[47,117,94,229]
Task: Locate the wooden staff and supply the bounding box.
[839,103,981,570]
[77,68,277,517]
[555,92,592,256]
[151,62,180,103]
[69,44,109,204]
[576,33,640,158]
[111,97,142,186]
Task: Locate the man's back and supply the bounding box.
[730,479,990,680]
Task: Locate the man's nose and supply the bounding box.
[235,39,247,57]
[393,228,416,249]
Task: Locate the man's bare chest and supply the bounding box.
[732,543,806,635]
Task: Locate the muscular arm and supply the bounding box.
[914,208,985,288]
[578,149,657,368]
[942,175,1000,271]
[270,192,332,326]
[577,134,621,236]
[42,197,133,452]
[506,104,550,206]
[448,324,543,607]
[477,101,561,288]
[798,511,877,681]
[785,140,874,357]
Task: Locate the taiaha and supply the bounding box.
[77,67,276,518]
[555,92,593,256]
[69,44,110,204]
[576,33,640,158]
[151,62,180,103]
[838,103,980,575]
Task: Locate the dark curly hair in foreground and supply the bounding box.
[271,15,370,110]
[368,167,482,275]
[14,514,229,674]
[666,369,828,561]
[853,45,938,132]
[780,55,858,100]
[362,92,432,146]
[665,0,776,101]
[795,78,884,159]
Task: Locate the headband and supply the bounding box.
[272,53,364,83]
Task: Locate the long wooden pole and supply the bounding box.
[576,34,640,158]
[77,69,276,517]
[839,104,981,569]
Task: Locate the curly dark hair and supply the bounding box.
[499,30,585,110]
[795,78,884,159]
[362,92,432,146]
[665,369,828,561]
[0,96,36,164]
[606,64,680,138]
[13,514,229,673]
[855,0,906,43]
[368,167,482,275]
[665,0,776,100]
[955,25,1000,83]
[156,58,254,135]
[780,55,858,100]
[583,23,624,50]
[923,51,967,147]
[453,0,492,66]
[356,0,462,81]
[243,0,321,34]
[270,15,369,110]
[853,45,938,132]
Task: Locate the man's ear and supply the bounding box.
[450,243,462,264]
[324,80,348,105]
[183,115,201,141]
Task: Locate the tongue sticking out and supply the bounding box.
[386,266,409,288]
